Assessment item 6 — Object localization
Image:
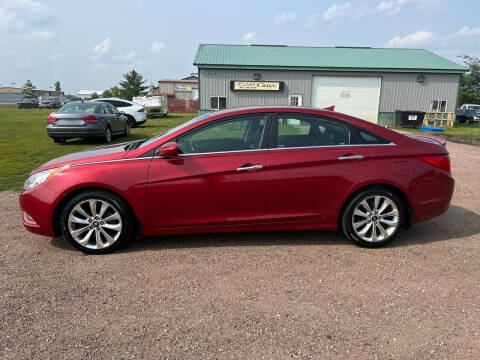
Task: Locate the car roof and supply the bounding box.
[99,97,133,103]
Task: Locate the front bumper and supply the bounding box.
[19,185,60,237]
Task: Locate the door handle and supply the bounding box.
[236,164,263,171]
[338,155,364,161]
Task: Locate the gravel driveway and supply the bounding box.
[1,141,479,359]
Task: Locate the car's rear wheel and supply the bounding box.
[60,190,133,254]
[104,126,112,143]
[341,187,404,247]
[126,115,136,128]
[53,137,66,143]
[124,122,131,136]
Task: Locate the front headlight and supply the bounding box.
[23,166,69,191]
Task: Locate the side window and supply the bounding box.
[109,104,119,114]
[119,101,131,107]
[275,115,350,148]
[177,115,267,154]
[350,125,391,145]
[102,104,113,114]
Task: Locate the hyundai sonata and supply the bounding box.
[20,106,454,254]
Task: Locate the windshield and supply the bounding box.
[138,113,212,148]
[58,103,97,114]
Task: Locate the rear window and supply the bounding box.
[59,103,97,114]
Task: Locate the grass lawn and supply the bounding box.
[0,104,196,191]
[393,123,480,145]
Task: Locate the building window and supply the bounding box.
[288,94,302,106]
[210,96,226,110]
[430,100,447,112]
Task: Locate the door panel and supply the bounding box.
[266,146,368,221]
[147,151,267,227]
[265,114,369,222]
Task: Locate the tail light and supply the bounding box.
[419,155,451,172]
[46,115,57,123]
[82,115,97,122]
[137,108,145,112]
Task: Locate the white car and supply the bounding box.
[95,98,147,127]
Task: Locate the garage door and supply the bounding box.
[311,76,381,123]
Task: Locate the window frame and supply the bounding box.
[210,96,227,111]
[430,99,448,112]
[288,94,303,106]
[174,113,272,156]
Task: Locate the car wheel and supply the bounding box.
[60,190,133,254]
[341,187,404,247]
[104,126,112,143]
[127,115,136,128]
[53,138,66,144]
[125,122,131,136]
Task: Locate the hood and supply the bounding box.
[37,142,131,171]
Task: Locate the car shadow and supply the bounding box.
[50,205,480,253]
[60,134,150,146]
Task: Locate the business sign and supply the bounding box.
[230,81,284,91]
[175,85,192,91]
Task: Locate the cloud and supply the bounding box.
[114,50,136,62]
[243,32,256,42]
[322,2,352,20]
[454,26,480,38]
[274,11,296,25]
[92,38,111,60]
[385,30,435,47]
[378,0,442,15]
[0,0,52,34]
[150,41,165,53]
[51,52,63,61]
[31,30,53,40]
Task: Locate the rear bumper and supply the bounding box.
[47,124,105,138]
[413,172,454,223]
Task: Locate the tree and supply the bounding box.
[110,85,121,98]
[102,89,113,98]
[54,81,61,92]
[458,55,480,105]
[90,92,100,100]
[22,80,37,98]
[119,69,148,100]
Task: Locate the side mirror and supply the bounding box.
[156,142,179,158]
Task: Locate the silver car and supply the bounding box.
[46,101,130,143]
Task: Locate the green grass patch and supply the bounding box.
[0,104,196,191]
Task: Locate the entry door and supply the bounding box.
[311,76,381,123]
[265,114,368,222]
[147,114,269,228]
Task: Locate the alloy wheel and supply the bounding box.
[351,195,399,242]
[67,199,122,250]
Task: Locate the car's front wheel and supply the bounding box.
[104,126,112,143]
[60,190,133,254]
[341,187,404,247]
[124,122,130,136]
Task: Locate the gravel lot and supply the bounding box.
[1,140,479,360]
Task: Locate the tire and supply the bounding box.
[104,126,112,143]
[341,187,404,248]
[53,138,66,143]
[127,115,136,128]
[124,122,131,136]
[60,190,134,254]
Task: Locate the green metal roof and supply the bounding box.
[194,44,467,73]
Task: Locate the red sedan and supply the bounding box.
[20,106,453,254]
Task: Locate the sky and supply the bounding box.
[1,0,479,94]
